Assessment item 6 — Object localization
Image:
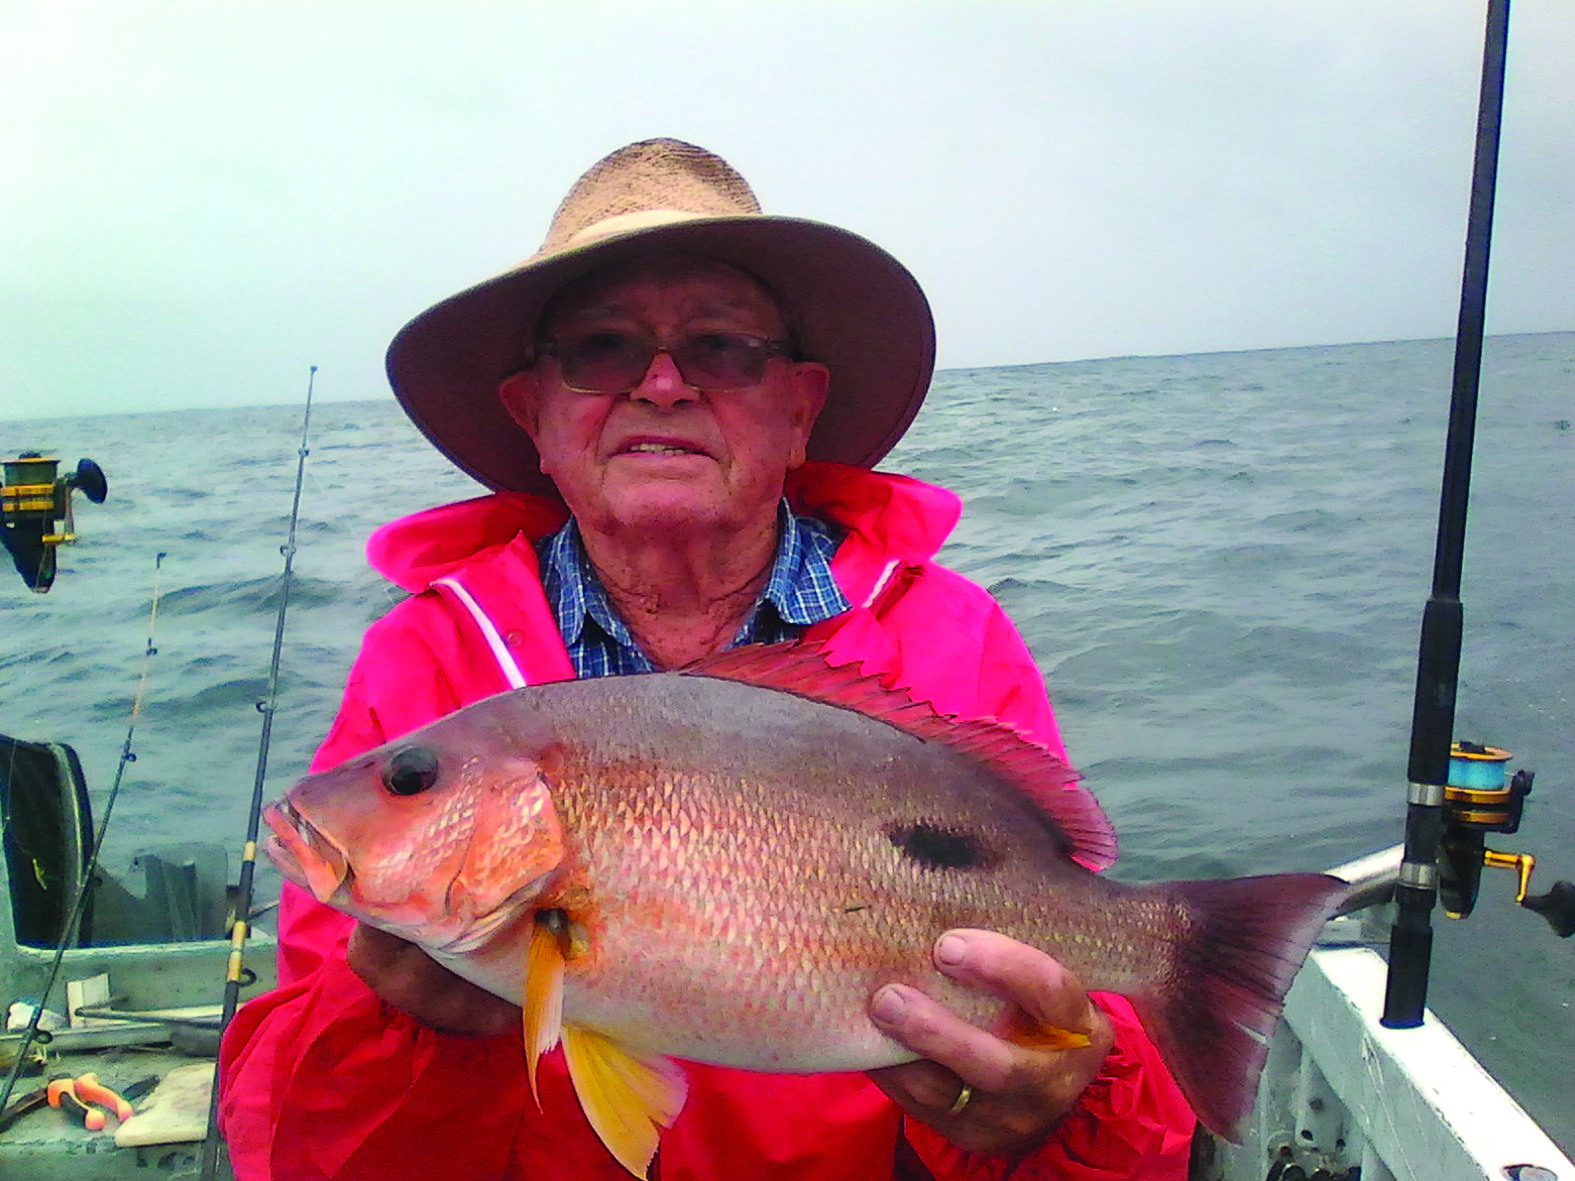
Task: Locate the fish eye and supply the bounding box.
[382,746,440,796]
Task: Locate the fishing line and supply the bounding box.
[0,550,168,1115]
[199,365,317,1180]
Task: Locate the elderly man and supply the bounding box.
[220,139,1193,1180]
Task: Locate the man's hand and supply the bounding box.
[347,924,521,1037]
[867,930,1114,1156]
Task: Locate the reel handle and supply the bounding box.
[1,454,107,591]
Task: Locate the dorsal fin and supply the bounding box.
[679,641,1117,872]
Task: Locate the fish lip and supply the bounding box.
[263,800,351,903]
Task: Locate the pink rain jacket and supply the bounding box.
[220,462,1195,1180]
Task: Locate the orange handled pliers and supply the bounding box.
[46,1073,133,1130]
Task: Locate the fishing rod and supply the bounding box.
[1381,0,1574,1028]
[199,366,318,1179]
[0,552,167,1114]
[1379,0,1512,1032]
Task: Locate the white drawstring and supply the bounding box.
[433,575,528,688]
[860,560,901,610]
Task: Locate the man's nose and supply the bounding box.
[631,349,697,408]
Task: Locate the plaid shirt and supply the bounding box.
[537,502,851,678]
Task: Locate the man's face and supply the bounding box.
[500,256,829,540]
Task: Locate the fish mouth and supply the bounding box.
[263,800,351,904]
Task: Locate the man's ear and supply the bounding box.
[498,371,541,438]
[786,361,831,469]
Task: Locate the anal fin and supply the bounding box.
[561,1024,688,1179]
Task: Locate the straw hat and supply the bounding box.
[386,138,935,496]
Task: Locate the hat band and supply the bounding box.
[563,208,725,248]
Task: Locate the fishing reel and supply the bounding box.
[1438,741,1575,936]
[0,453,108,593]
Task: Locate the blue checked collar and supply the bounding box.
[537,502,850,677]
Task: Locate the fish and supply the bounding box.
[265,641,1347,1177]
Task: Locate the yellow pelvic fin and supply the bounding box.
[561,1025,688,1179]
[522,914,567,1110]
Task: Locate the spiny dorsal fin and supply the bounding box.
[679,641,1117,871]
[560,1025,688,1178]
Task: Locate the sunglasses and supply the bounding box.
[537,331,794,394]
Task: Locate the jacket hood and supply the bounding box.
[366,461,962,599]
[367,492,569,593]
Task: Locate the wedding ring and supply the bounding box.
[944,1082,974,1116]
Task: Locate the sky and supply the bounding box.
[3,0,1572,421]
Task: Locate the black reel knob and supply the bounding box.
[67,458,108,504]
[1521,881,1575,938]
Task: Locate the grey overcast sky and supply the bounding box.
[3,0,1571,421]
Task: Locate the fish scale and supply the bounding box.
[505,715,1156,1067]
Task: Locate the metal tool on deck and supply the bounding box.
[44,1073,132,1130]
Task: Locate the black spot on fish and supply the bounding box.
[382,746,439,796]
[884,822,1001,871]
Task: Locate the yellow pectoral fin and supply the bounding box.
[522,919,566,1110]
[560,1025,688,1179]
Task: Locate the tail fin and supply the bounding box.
[1130,873,1349,1141]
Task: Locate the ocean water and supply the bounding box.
[3,332,1573,1151]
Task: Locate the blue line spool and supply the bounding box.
[1448,742,1512,790]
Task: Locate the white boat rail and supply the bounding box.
[1195,846,1572,1181]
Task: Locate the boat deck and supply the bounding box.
[1,1039,228,1180]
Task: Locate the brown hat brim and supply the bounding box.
[385,214,935,497]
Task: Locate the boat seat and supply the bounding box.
[0,733,232,946]
[131,844,229,942]
[0,733,93,946]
